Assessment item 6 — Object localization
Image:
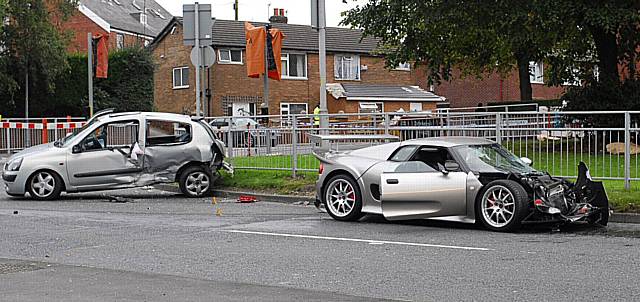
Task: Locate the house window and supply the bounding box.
[335,54,360,80]
[281,53,307,79]
[395,62,411,71]
[116,33,124,49]
[358,102,384,114]
[172,67,189,89]
[529,61,543,84]
[140,13,148,25]
[410,102,423,112]
[280,103,308,116]
[218,49,242,64]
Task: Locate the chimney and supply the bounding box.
[269,8,288,24]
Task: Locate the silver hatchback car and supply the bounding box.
[2,110,231,200]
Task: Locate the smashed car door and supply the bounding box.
[66,119,143,189]
[380,161,467,220]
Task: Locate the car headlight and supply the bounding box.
[6,158,23,171]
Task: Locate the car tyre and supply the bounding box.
[476,180,529,232]
[323,174,364,221]
[179,166,213,198]
[27,170,63,201]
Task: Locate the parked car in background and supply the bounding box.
[314,136,609,232]
[2,110,231,200]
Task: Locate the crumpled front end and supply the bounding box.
[525,162,610,225]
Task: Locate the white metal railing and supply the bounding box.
[3,111,638,189]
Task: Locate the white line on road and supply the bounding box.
[225,230,491,251]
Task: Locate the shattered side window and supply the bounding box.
[146,120,192,146]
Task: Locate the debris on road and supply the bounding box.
[215,208,223,216]
[13,210,18,214]
[103,195,133,203]
[237,195,258,203]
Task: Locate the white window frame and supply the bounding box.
[529,61,544,84]
[218,49,243,64]
[281,53,308,80]
[116,33,124,49]
[358,102,384,115]
[335,54,361,81]
[280,102,308,116]
[172,67,189,89]
[410,102,423,112]
[140,13,148,25]
[394,62,411,71]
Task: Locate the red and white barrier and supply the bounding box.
[0,121,85,129]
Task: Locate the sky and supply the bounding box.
[155,0,367,27]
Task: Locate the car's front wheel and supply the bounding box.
[323,174,364,221]
[27,170,63,201]
[476,180,529,232]
[179,166,213,198]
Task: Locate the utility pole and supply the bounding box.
[234,0,239,21]
[194,2,202,117]
[317,0,328,130]
[25,66,30,146]
[87,32,94,117]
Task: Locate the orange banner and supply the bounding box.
[245,22,285,80]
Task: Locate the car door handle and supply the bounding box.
[386,179,399,184]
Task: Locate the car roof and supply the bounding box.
[106,112,192,123]
[401,136,495,147]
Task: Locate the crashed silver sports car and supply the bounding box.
[314,137,609,232]
[2,110,231,200]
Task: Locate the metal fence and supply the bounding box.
[205,111,640,189]
[0,117,86,153]
[3,111,639,189]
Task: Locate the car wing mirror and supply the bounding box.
[72,144,82,154]
[444,161,460,173]
[520,157,533,166]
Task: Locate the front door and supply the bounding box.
[67,119,142,190]
[380,160,467,220]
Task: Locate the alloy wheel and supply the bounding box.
[185,172,210,196]
[481,185,516,228]
[31,172,56,198]
[326,179,356,217]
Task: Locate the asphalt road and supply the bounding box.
[1,188,639,301]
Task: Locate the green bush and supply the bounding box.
[0,47,155,117]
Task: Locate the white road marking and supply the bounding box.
[225,230,491,251]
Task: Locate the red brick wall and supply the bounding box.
[63,11,109,53]
[152,23,422,117]
[152,24,196,114]
[416,67,566,108]
[61,9,151,53]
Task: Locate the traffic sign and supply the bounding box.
[183,4,213,46]
[191,46,216,67]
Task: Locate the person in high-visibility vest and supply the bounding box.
[313,105,320,127]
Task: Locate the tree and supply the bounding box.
[543,1,640,86]
[342,0,557,101]
[0,0,77,116]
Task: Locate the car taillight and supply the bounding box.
[319,163,324,175]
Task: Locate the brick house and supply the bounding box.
[60,0,171,53]
[422,63,568,108]
[151,15,440,117]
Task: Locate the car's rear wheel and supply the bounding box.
[476,180,528,232]
[324,174,364,221]
[27,170,63,201]
[179,166,212,198]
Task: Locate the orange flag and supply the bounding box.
[245,22,285,80]
[92,34,109,78]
